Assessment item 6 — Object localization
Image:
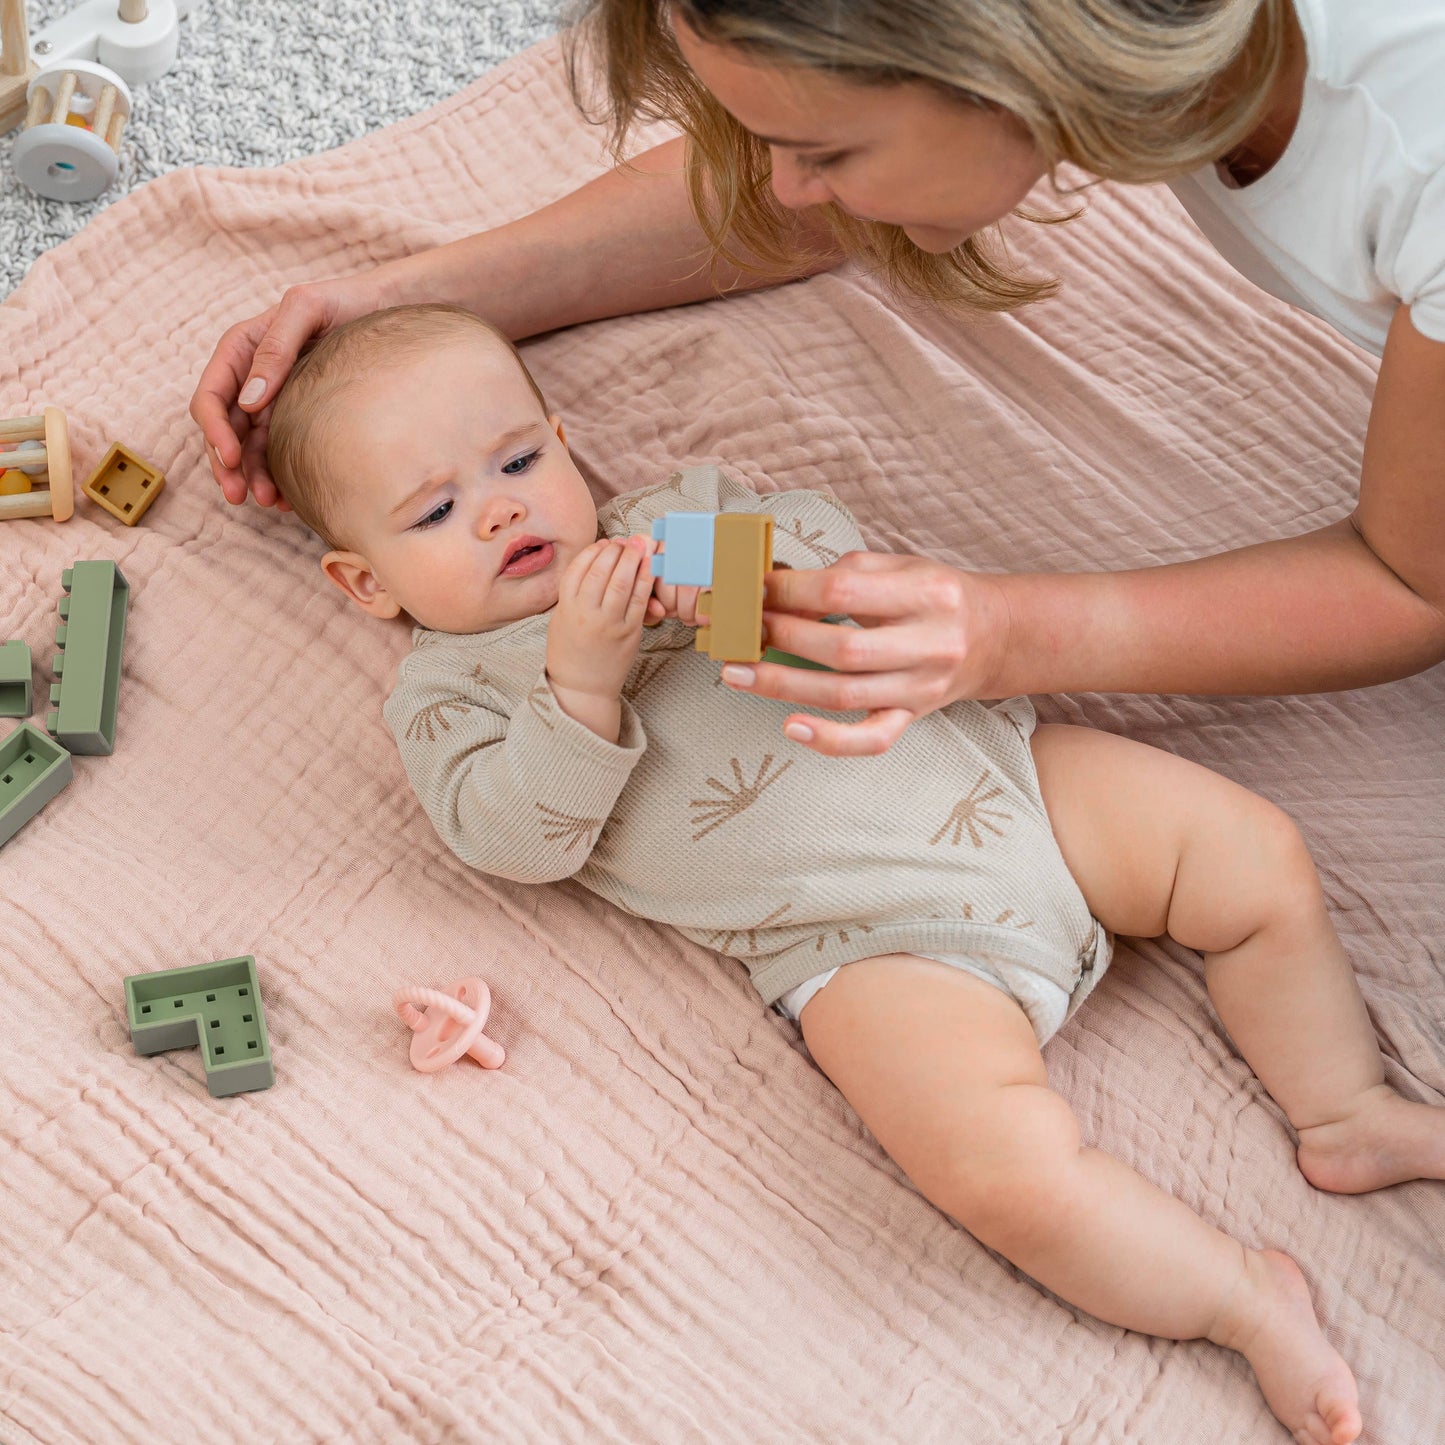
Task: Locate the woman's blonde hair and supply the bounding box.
[563,0,1288,311]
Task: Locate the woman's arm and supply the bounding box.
[735,306,1445,755]
[192,138,844,506]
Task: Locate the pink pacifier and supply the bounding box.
[394,977,506,1073]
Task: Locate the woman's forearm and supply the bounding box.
[989,519,1445,697]
[374,137,845,340]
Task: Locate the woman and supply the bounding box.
[192,0,1445,765]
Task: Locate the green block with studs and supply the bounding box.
[0,640,32,716]
[47,559,129,755]
[0,721,73,848]
[125,955,275,1097]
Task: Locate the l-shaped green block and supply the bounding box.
[0,641,32,717]
[0,721,73,848]
[47,559,129,756]
[125,956,275,1097]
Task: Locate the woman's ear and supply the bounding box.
[320,550,402,619]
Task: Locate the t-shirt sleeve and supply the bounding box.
[1398,167,1445,344]
[383,653,646,884]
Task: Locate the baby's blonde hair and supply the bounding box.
[268,304,548,550]
[563,0,1288,312]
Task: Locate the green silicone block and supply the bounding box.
[0,721,73,848]
[760,647,834,672]
[0,640,32,717]
[47,560,129,756]
[125,955,275,1098]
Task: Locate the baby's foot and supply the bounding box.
[1210,1249,1360,1445]
[1296,1082,1445,1194]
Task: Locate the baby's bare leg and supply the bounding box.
[799,955,1360,1445]
[1030,723,1445,1194]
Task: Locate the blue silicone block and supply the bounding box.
[650,513,715,586]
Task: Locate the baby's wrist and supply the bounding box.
[546,672,623,744]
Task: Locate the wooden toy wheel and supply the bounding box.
[43,406,72,522]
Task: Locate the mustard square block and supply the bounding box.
[83,442,165,526]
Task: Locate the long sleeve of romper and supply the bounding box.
[383,646,647,884]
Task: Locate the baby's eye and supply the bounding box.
[501,449,541,476]
[411,499,452,531]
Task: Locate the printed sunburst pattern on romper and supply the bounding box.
[706,901,795,954]
[405,697,472,743]
[689,754,794,840]
[774,515,840,566]
[960,902,1034,930]
[604,471,686,529]
[929,770,1014,848]
[527,682,556,729]
[623,655,672,701]
[536,802,604,851]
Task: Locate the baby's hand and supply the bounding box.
[644,538,710,627]
[547,535,655,708]
[646,571,708,627]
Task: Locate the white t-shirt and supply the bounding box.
[1168,0,1445,356]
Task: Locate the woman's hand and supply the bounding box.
[722,552,1012,757]
[190,273,394,509]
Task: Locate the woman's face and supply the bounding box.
[672,13,1047,253]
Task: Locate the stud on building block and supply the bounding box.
[0,721,73,849]
[47,559,129,755]
[82,441,165,526]
[0,640,31,716]
[125,955,274,1098]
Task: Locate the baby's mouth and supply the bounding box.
[498,537,554,577]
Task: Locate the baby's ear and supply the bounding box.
[549,413,567,448]
[320,550,401,619]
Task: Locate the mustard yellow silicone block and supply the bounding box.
[82,442,165,526]
[695,512,773,664]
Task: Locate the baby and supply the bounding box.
[267,303,1444,1445]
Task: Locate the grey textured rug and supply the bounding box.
[0,0,560,298]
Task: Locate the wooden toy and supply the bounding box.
[47,559,129,755]
[0,407,73,522]
[0,720,72,848]
[0,640,32,716]
[0,0,36,132]
[82,440,164,525]
[395,978,505,1073]
[125,956,274,1097]
[12,58,130,200]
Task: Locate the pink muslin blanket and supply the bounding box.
[1,35,1441,1445]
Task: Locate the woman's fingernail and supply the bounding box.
[784,722,814,743]
[239,377,266,406]
[721,665,755,687]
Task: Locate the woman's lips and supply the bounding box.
[499,540,554,577]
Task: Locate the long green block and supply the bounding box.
[0,721,73,848]
[0,640,32,717]
[47,560,129,756]
[125,956,275,1098]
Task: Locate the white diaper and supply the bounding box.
[773,951,1071,1047]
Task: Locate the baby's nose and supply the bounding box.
[480,497,526,537]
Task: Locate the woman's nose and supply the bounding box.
[768,150,832,210]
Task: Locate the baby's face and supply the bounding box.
[324,336,599,634]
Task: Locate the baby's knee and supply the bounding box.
[929,1084,1082,1245]
[1174,794,1323,952]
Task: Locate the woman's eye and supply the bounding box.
[502,449,541,476]
[799,151,845,173]
[412,499,452,531]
